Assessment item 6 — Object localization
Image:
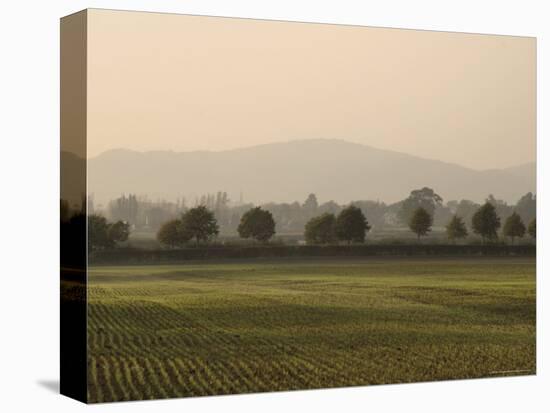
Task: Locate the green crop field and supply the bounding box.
[86,258,536,403]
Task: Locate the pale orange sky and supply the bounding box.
[86,9,536,170]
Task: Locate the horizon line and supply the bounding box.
[82,138,536,172]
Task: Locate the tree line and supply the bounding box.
[304,201,535,245]
[61,199,131,252]
[67,187,536,251]
[95,189,536,236]
[154,200,535,248]
[156,206,277,247]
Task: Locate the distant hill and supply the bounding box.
[84,139,535,206]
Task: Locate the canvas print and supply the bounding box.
[60,9,536,404]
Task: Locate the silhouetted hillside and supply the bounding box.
[86,139,535,205]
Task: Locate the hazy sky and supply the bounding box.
[87,9,535,170]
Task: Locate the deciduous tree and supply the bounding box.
[304,213,336,244]
[335,205,370,244]
[471,202,501,243]
[238,207,276,242]
[181,206,219,245]
[88,214,130,251]
[502,212,526,244]
[108,220,130,244]
[408,207,433,240]
[528,218,536,239]
[445,214,468,242]
[398,187,442,224]
[157,219,191,248]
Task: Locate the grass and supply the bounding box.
[87,258,536,403]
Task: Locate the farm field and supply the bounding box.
[87,258,536,403]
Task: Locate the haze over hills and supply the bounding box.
[82,139,535,207]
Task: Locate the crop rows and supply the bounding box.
[87,259,536,403]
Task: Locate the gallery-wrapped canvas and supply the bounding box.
[60,9,536,404]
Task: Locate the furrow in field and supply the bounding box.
[87,356,102,402]
[86,260,536,402]
[98,355,119,402]
[109,356,132,401]
[150,356,181,398]
[140,357,170,399]
[184,357,216,396]
[128,355,155,400]
[118,355,142,401]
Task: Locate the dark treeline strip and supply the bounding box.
[95,190,536,236]
[90,244,535,265]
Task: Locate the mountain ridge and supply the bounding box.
[80,139,535,205]
[90,139,533,173]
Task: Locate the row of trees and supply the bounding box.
[396,188,536,243]
[155,200,536,248]
[88,215,130,252]
[85,198,536,252]
[408,203,536,244]
[157,205,279,247]
[156,204,373,247]
[303,202,536,245]
[99,189,536,235]
[105,194,187,232]
[305,206,370,244]
[157,206,220,247]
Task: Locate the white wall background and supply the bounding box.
[0,1,547,411]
